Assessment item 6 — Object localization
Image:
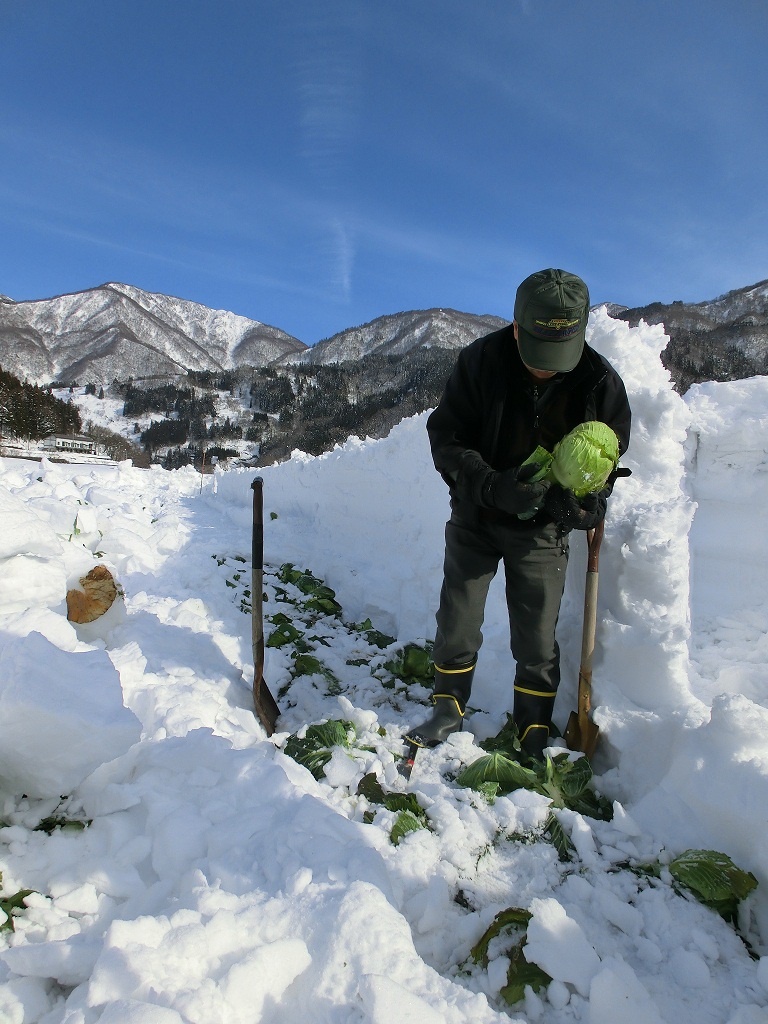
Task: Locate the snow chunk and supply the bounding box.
[0,485,64,560]
[524,898,600,997]
[0,976,54,1024]
[99,1001,185,1024]
[0,484,66,615]
[669,947,711,988]
[0,632,141,797]
[219,939,312,1021]
[2,934,103,987]
[588,957,666,1024]
[359,973,448,1024]
[0,553,67,615]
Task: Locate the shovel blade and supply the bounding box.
[564,709,599,760]
[565,524,604,762]
[253,675,280,736]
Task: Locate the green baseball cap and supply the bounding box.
[514,268,590,372]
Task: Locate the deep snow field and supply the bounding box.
[2,308,768,1023]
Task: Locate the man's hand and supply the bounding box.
[544,486,607,531]
[488,463,548,516]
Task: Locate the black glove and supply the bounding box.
[486,462,548,517]
[544,486,607,531]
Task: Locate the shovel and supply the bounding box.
[250,477,280,735]
[564,518,604,760]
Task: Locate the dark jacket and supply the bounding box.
[426,324,631,527]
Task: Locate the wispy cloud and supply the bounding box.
[292,2,365,302]
[0,120,368,311]
[1,37,367,309]
[293,5,363,180]
[352,207,527,278]
[1,118,337,249]
[328,218,354,301]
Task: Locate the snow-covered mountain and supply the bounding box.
[613,279,768,369]
[0,283,307,385]
[291,308,509,365]
[3,278,768,390]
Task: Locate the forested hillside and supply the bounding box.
[0,367,81,439]
[63,349,461,469]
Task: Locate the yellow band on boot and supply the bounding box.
[435,663,475,676]
[519,723,549,742]
[513,684,556,699]
[430,693,465,717]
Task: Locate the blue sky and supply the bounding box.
[2,0,766,344]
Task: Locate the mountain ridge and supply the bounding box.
[295,307,509,365]
[611,279,768,390]
[2,278,768,387]
[0,282,307,385]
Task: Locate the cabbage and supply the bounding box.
[550,421,619,497]
[521,422,620,501]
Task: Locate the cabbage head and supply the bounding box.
[549,421,619,497]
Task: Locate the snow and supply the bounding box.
[0,634,141,798]
[524,899,601,997]
[1,308,768,1022]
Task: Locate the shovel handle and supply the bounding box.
[579,518,605,705]
[250,477,280,735]
[587,517,604,574]
[251,478,265,685]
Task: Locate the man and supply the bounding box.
[408,268,631,759]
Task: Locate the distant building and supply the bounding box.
[42,433,98,455]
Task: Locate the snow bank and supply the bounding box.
[210,415,449,645]
[685,375,768,625]
[632,373,768,938]
[0,484,66,616]
[576,309,700,797]
[0,632,141,798]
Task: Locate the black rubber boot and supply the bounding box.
[513,683,556,761]
[406,660,476,748]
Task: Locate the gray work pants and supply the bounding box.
[433,514,569,695]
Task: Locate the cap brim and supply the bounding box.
[517,323,585,372]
